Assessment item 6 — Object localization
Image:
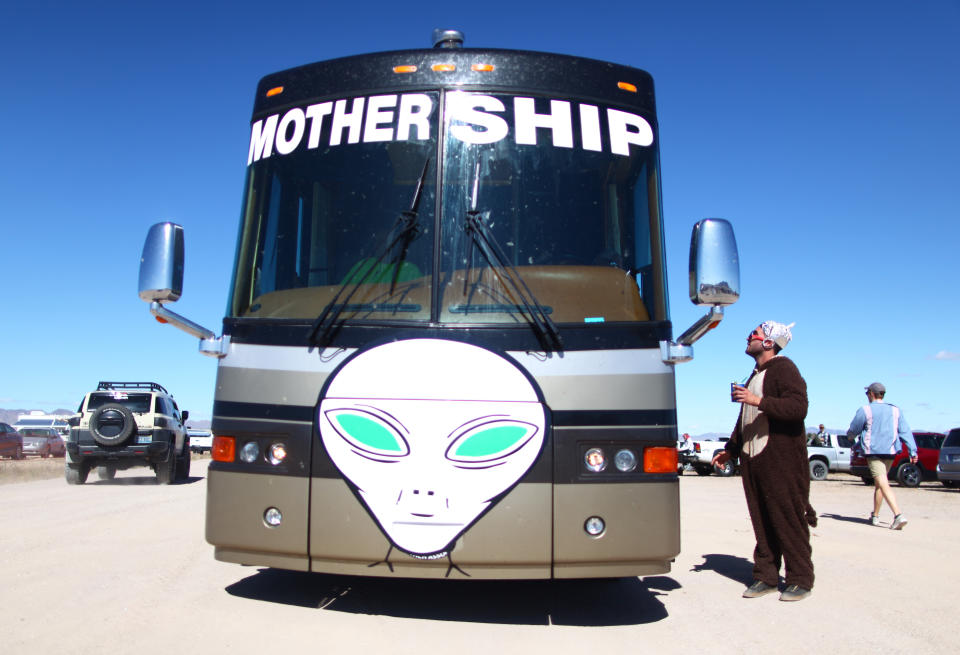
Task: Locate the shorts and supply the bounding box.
[867,457,893,480]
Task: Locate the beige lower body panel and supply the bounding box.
[207,470,679,579]
[206,469,310,571]
[552,481,680,578]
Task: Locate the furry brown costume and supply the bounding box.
[726,355,814,590]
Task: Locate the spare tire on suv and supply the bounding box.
[88,403,137,446]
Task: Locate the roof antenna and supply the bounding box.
[432,29,464,49]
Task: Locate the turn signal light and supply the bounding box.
[212,435,236,462]
[644,446,678,473]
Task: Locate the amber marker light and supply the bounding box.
[617,81,638,93]
[643,446,678,473]
[471,63,494,72]
[211,435,236,462]
[393,65,417,73]
[266,86,284,97]
[432,63,456,72]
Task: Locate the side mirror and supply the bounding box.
[138,222,184,303]
[181,410,190,424]
[688,218,740,306]
[136,222,224,357]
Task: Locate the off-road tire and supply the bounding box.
[156,444,177,485]
[809,459,829,481]
[175,438,191,481]
[97,464,117,481]
[65,462,90,485]
[89,403,137,447]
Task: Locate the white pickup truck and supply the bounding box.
[679,436,735,477]
[807,433,855,480]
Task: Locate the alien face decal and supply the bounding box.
[319,339,546,557]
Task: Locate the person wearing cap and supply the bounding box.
[713,321,814,602]
[846,382,917,530]
[810,424,828,447]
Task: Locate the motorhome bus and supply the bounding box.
[137,30,740,579]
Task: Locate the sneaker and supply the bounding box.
[780,584,811,602]
[891,514,908,530]
[869,514,880,526]
[742,580,778,598]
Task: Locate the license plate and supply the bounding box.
[137,435,152,444]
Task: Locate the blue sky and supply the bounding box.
[2,0,958,433]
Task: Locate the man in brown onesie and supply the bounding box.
[713,320,814,602]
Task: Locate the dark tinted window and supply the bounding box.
[913,433,943,449]
[945,429,960,447]
[87,393,152,413]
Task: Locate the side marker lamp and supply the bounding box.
[644,446,679,474]
[432,63,456,72]
[584,516,606,536]
[266,86,284,97]
[393,65,417,73]
[471,63,494,72]
[211,435,235,462]
[617,81,638,93]
[264,507,282,527]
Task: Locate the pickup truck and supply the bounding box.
[679,436,735,477]
[807,433,854,480]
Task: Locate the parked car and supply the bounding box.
[187,429,213,453]
[0,422,25,460]
[937,428,960,489]
[807,433,855,480]
[19,427,66,458]
[850,431,945,487]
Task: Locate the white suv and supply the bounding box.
[65,381,190,485]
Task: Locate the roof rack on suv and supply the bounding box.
[96,381,170,394]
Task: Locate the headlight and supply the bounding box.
[239,441,260,463]
[267,442,287,465]
[584,447,606,472]
[614,449,638,472]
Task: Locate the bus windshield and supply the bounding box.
[229,90,666,326]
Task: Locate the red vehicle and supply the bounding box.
[850,431,945,487]
[0,422,25,460]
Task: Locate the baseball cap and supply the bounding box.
[866,382,886,394]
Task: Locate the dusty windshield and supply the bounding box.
[229,90,665,325]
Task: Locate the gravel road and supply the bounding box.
[1,460,955,654]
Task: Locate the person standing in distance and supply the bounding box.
[847,382,917,530]
[713,321,814,602]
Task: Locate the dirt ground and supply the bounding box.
[0,460,955,654]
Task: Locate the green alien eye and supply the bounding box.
[327,410,409,456]
[447,421,537,463]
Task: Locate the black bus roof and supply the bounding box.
[251,48,656,119]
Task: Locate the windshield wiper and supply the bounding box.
[308,158,431,346]
[462,161,562,352]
